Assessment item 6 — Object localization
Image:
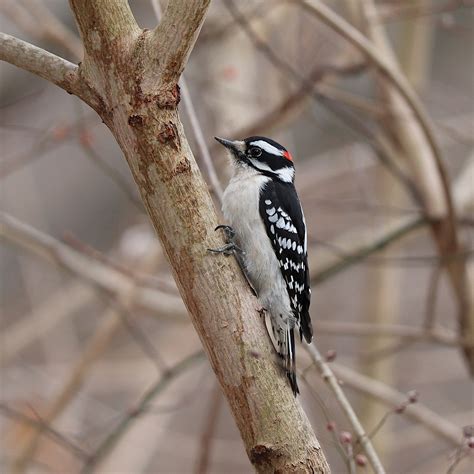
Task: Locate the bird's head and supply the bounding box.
[215,136,295,183]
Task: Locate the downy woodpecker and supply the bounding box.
[212,136,312,395]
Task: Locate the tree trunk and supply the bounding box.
[0,1,330,471]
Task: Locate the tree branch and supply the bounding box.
[0,212,184,320]
[150,0,224,200]
[330,363,463,447]
[313,321,471,348]
[150,0,211,86]
[295,1,447,208]
[306,344,385,474]
[310,217,425,284]
[13,1,329,471]
[0,404,89,462]
[11,246,164,472]
[354,0,474,373]
[295,7,474,369]
[82,350,206,472]
[0,32,94,105]
[68,0,138,58]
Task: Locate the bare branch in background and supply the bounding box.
[293,0,474,373]
[82,350,205,472]
[0,212,184,317]
[306,344,385,473]
[310,216,425,284]
[0,283,95,365]
[355,0,474,372]
[0,404,89,462]
[330,363,463,447]
[378,0,473,24]
[11,245,164,471]
[313,320,471,348]
[0,0,82,59]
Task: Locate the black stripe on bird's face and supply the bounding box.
[243,136,295,183]
[214,136,295,183]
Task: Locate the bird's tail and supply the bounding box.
[285,326,299,396]
[264,313,299,395]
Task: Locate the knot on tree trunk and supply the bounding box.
[250,444,281,469]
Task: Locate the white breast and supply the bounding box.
[222,168,293,329]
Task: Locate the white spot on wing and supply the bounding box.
[276,217,285,229]
[266,207,276,216]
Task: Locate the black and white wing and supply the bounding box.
[259,180,312,343]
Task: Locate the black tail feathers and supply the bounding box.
[286,327,299,396]
[287,368,299,396]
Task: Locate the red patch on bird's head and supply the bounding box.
[283,150,293,162]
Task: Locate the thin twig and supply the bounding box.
[354,0,473,373]
[424,264,442,329]
[11,245,164,471]
[215,57,367,149]
[0,404,88,461]
[313,321,472,348]
[311,216,425,284]
[2,0,83,59]
[306,343,386,474]
[379,0,472,24]
[103,295,168,373]
[330,363,463,446]
[82,350,205,473]
[1,283,94,365]
[294,0,452,217]
[0,212,185,319]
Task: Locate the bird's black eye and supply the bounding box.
[248,147,262,158]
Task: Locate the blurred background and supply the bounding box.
[0,0,473,472]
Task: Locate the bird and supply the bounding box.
[210,136,312,395]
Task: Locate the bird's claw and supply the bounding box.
[208,225,243,256]
[214,224,236,241]
[208,242,241,256]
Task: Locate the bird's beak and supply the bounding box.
[214,137,245,154]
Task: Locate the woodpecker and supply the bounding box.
[211,136,312,395]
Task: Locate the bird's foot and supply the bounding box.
[208,242,241,256]
[214,224,236,241]
[208,225,243,256]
